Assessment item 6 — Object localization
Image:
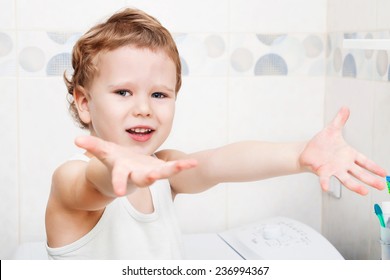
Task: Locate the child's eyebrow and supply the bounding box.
[107,82,175,94]
[156,85,175,94]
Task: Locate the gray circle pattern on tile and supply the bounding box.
[204,35,225,58]
[46,53,73,76]
[342,54,357,78]
[376,50,388,77]
[0,32,13,57]
[19,47,45,72]
[231,48,254,72]
[256,34,286,46]
[254,54,288,76]
[303,35,323,58]
[180,57,189,76]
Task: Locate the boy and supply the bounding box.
[45,8,386,259]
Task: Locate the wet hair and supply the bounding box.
[64,7,181,128]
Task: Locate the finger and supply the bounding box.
[152,159,198,179]
[111,164,129,196]
[171,159,198,171]
[330,106,350,130]
[75,135,111,160]
[319,176,330,192]
[130,168,159,188]
[355,152,387,177]
[336,173,369,196]
[160,159,197,176]
[348,164,386,191]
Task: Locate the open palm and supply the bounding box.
[299,107,386,195]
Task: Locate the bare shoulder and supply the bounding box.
[49,158,112,211]
[49,159,88,208]
[46,159,106,248]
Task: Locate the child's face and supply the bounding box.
[85,46,177,155]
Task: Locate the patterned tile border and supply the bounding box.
[0,30,388,82]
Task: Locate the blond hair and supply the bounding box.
[65,8,181,128]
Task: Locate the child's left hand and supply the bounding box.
[299,107,387,195]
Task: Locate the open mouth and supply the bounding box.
[126,127,155,142]
[126,128,154,135]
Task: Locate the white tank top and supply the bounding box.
[46,154,183,259]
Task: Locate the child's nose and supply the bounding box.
[133,96,152,117]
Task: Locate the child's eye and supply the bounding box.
[115,90,131,97]
[151,92,166,99]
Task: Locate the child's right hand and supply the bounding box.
[75,135,198,196]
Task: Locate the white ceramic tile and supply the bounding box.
[161,77,229,153]
[17,0,126,30]
[0,0,16,29]
[18,78,86,243]
[174,184,227,233]
[377,0,390,30]
[126,0,229,33]
[0,78,19,259]
[230,0,326,33]
[228,77,324,142]
[372,82,390,174]
[327,0,376,32]
[324,78,374,155]
[227,174,321,232]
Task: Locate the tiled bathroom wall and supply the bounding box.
[0,0,329,259]
[323,0,390,260]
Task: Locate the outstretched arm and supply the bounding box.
[164,107,386,196]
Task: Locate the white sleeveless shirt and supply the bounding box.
[46,154,183,259]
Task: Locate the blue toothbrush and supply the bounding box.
[374,204,386,228]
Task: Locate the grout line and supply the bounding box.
[225,0,231,231]
[14,0,21,246]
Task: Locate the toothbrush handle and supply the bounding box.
[378,214,386,227]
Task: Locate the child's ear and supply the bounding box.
[73,86,91,125]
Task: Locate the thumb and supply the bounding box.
[75,135,111,160]
[330,106,350,130]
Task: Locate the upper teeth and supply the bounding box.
[130,128,152,133]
